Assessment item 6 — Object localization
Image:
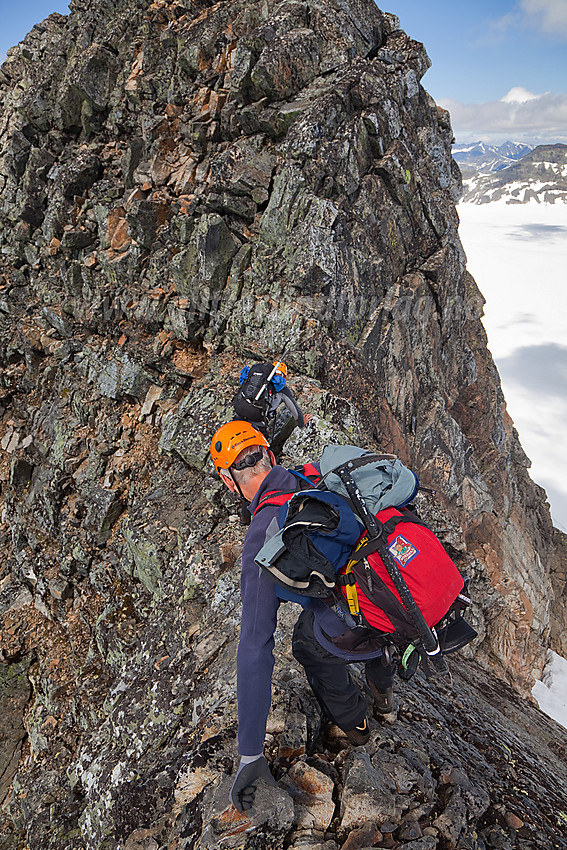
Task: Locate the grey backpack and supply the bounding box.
[319,445,419,512]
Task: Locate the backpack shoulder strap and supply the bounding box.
[252,489,294,516]
[291,464,321,487]
[252,465,320,517]
[344,511,430,567]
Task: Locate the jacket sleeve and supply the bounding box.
[279,386,305,426]
[236,515,281,756]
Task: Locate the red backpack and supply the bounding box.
[337,506,465,639]
[253,461,475,677]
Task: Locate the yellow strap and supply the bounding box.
[342,535,370,615]
[345,583,360,615]
[345,533,368,572]
[343,562,360,615]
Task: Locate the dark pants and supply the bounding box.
[292,610,396,732]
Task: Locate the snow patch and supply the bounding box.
[532,651,567,730]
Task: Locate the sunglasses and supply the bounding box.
[231,450,265,471]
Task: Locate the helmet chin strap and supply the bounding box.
[228,468,247,502]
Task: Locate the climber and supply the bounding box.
[210,421,396,814]
[232,360,312,455]
[232,361,312,525]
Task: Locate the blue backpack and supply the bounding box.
[254,446,419,599]
[255,487,362,598]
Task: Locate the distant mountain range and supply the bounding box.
[457,144,567,205]
[453,141,533,177]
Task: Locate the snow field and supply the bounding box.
[458,198,567,730]
[458,199,567,527]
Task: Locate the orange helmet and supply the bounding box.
[210,421,270,474]
[272,360,287,377]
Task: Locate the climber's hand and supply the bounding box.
[229,755,277,813]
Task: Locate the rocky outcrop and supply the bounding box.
[1,0,566,847]
[549,527,567,658]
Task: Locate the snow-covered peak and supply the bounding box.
[452,141,533,176]
[460,143,567,204]
[501,87,539,104]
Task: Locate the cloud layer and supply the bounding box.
[439,90,567,143]
[521,0,567,38]
[457,202,567,531]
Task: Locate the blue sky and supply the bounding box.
[393,0,567,102]
[1,0,566,143]
[394,0,567,144]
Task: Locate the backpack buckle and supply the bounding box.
[336,573,357,586]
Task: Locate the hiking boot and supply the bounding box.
[366,678,395,714]
[344,716,370,745]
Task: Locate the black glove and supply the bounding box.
[229,755,277,812]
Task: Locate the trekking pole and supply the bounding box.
[253,360,285,403]
[335,464,451,679]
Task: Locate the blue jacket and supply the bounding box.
[237,464,384,756]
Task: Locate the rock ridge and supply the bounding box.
[0,0,566,847]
